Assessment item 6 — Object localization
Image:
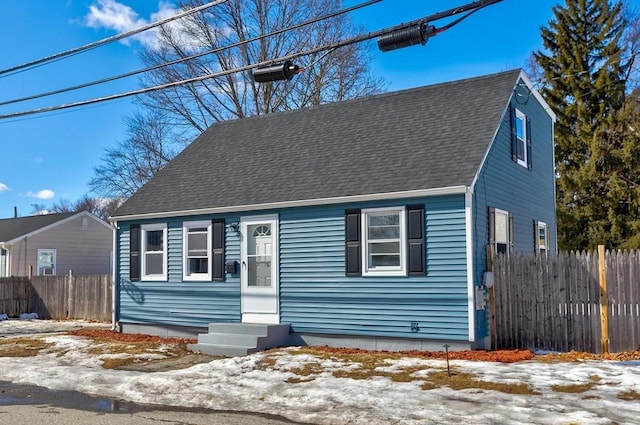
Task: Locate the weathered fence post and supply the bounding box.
[598,245,609,354]
[67,270,74,319]
[487,244,497,350]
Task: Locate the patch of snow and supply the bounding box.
[0,320,639,425]
[0,313,8,321]
[18,312,39,319]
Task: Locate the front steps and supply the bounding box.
[188,323,291,356]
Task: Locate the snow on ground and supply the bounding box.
[1,319,639,425]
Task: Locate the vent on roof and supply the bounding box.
[378,22,435,52]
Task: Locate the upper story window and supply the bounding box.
[515,109,527,168]
[362,207,406,276]
[141,223,167,281]
[183,221,211,281]
[511,106,532,170]
[535,221,548,254]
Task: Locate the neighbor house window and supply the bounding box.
[37,248,56,276]
[535,221,548,254]
[489,208,512,255]
[141,223,167,280]
[183,221,211,281]
[362,207,406,276]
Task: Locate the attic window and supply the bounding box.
[81,217,89,229]
[515,109,527,167]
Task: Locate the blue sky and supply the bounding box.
[0,0,623,219]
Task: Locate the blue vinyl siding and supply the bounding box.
[116,195,470,341]
[472,79,557,338]
[280,195,469,341]
[117,216,241,329]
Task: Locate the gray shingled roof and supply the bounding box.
[0,212,76,243]
[113,70,521,218]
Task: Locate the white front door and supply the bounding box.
[241,215,279,324]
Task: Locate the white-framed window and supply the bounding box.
[362,207,406,276]
[493,209,510,255]
[515,108,527,168]
[37,248,56,276]
[141,223,167,281]
[183,220,212,281]
[536,221,548,254]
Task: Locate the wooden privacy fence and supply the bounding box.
[493,249,640,353]
[0,274,112,322]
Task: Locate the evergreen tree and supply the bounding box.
[534,0,639,250]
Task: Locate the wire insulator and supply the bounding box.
[377,22,435,52]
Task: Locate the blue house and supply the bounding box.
[110,69,556,355]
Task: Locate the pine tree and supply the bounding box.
[534,0,639,250]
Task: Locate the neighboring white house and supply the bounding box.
[0,211,113,277]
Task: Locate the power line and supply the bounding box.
[0,0,230,77]
[0,0,501,120]
[0,0,382,107]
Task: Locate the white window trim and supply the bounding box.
[537,221,548,253]
[515,108,527,168]
[493,208,510,256]
[362,206,406,277]
[182,220,212,281]
[37,248,57,276]
[141,223,167,281]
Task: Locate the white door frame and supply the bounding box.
[240,214,279,324]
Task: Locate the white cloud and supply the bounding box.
[33,157,44,164]
[26,189,55,200]
[84,0,182,50]
[0,183,9,193]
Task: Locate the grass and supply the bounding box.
[258,348,541,395]
[0,337,53,357]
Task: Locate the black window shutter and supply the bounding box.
[526,116,533,170]
[212,219,225,281]
[510,105,518,163]
[345,209,361,276]
[533,220,539,251]
[129,224,140,281]
[407,205,425,275]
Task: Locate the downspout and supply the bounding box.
[111,221,119,331]
[464,186,476,344]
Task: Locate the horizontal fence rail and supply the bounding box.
[493,249,640,353]
[0,274,112,322]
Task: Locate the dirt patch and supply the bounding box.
[289,346,536,363]
[65,329,218,372]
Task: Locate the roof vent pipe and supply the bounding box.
[377,22,435,52]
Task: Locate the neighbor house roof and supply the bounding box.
[113,69,526,219]
[0,212,76,244]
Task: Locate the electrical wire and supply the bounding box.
[0,0,383,107]
[0,0,229,77]
[0,0,500,120]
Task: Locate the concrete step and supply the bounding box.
[187,342,258,357]
[197,332,261,347]
[189,323,291,357]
